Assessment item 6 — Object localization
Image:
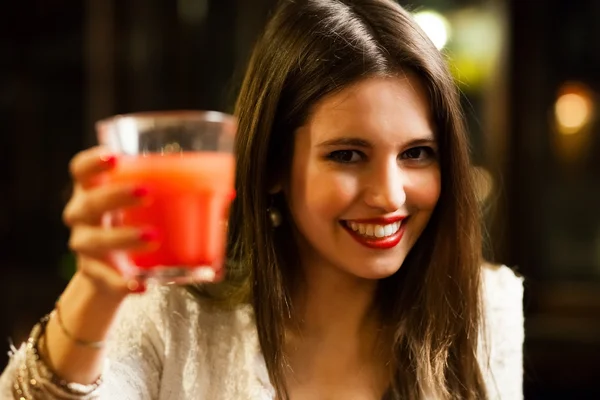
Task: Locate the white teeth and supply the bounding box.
[346,221,402,239]
[384,224,393,236]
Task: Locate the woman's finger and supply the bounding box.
[69,146,117,188]
[62,183,150,227]
[68,225,160,258]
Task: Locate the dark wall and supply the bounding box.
[509,0,600,398]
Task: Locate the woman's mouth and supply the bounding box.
[341,216,407,249]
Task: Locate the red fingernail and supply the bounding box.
[132,186,150,197]
[139,228,160,242]
[131,285,146,294]
[100,154,117,167]
[127,280,146,294]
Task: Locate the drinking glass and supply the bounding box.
[96,110,236,284]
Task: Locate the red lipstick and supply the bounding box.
[341,216,407,250]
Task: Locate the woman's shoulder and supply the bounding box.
[480,263,524,348]
[482,262,523,302]
[479,265,525,398]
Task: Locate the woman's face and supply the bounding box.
[285,75,441,280]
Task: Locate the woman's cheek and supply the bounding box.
[405,168,441,207]
[306,171,359,214]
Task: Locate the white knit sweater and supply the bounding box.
[0,265,524,399]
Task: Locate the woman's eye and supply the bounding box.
[400,146,435,161]
[327,150,364,163]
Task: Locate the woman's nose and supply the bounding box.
[363,160,406,212]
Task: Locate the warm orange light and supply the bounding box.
[554,83,595,135]
[552,82,596,165]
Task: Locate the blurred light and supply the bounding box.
[554,83,595,135]
[413,10,451,50]
[448,7,503,90]
[472,166,493,204]
[552,82,596,165]
[555,94,590,134]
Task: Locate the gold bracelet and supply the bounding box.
[53,301,106,349]
[13,312,105,399]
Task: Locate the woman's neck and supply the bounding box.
[283,260,390,396]
[288,260,380,342]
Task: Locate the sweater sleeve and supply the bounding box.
[480,265,525,400]
[101,285,169,399]
[0,285,169,400]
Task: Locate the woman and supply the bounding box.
[0,0,524,398]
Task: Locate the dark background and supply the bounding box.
[1,0,599,398]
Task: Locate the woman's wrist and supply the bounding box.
[71,270,130,305]
[39,271,128,384]
[48,271,126,349]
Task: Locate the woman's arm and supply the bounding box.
[0,279,167,400]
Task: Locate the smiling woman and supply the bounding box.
[0,1,523,399]
[288,76,440,281]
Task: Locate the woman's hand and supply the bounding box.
[62,146,156,297]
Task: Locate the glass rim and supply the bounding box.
[95,110,237,132]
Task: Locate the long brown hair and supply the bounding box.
[194,0,487,398]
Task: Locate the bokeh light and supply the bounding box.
[413,10,451,50]
[552,82,596,165]
[554,84,595,135]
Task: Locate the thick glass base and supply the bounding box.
[132,266,216,285]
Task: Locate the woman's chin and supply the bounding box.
[348,263,403,281]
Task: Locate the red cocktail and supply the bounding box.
[96,111,236,283]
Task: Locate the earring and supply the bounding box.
[268,206,282,228]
